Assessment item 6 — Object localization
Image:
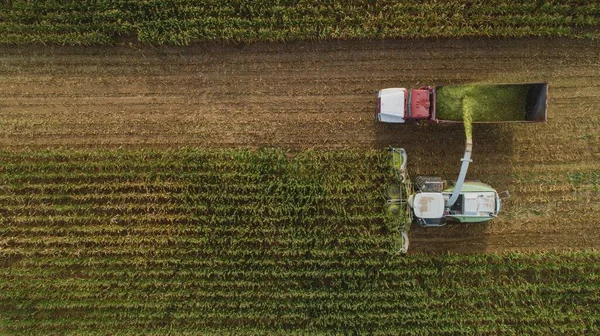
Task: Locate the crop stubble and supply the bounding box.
[0,38,599,253]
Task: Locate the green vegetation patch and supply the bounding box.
[436,84,530,122]
[0,148,600,334]
[0,1,599,45]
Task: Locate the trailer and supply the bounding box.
[377,83,548,124]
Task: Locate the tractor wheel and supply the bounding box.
[386,184,402,199]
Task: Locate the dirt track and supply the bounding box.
[1,38,599,253]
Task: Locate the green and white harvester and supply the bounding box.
[384,146,508,254]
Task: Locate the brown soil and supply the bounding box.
[1,38,599,254]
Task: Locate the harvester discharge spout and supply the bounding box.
[447,140,472,207]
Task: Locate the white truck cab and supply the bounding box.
[377,88,407,123]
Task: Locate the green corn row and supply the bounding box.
[0,0,598,45]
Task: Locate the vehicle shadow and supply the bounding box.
[374,121,515,253]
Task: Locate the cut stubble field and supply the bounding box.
[0,37,599,254]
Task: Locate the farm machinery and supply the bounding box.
[385,146,506,254]
[377,83,548,123]
[379,83,549,253]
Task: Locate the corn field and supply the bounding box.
[1,0,599,333]
[0,148,599,334]
[0,0,599,45]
